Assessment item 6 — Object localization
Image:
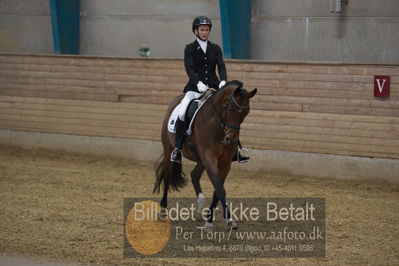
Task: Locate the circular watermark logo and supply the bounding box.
[125,200,171,255]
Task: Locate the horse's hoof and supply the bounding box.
[226,219,238,230]
[196,193,205,207]
[196,194,205,214]
[158,208,168,221]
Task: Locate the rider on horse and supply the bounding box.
[170,16,250,164]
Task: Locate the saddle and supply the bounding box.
[168,90,214,163]
[167,89,214,135]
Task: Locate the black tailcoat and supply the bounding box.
[183,40,227,93]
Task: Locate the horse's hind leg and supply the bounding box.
[191,163,204,196]
[191,163,205,220]
[160,180,169,208]
[160,142,173,209]
[158,151,172,220]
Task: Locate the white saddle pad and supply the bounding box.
[168,90,214,135]
[167,103,182,134]
[167,99,203,135]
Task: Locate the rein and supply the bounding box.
[212,90,249,133]
[231,96,249,110]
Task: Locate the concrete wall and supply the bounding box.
[0,0,398,63]
[79,0,222,58]
[0,0,221,57]
[251,0,399,63]
[1,129,398,184]
[79,0,399,62]
[0,0,52,53]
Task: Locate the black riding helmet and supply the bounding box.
[192,16,212,33]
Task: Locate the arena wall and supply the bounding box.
[0,54,398,182]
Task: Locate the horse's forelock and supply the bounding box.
[236,89,251,108]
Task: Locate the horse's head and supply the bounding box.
[212,80,257,146]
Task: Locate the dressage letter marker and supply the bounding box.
[374,75,390,98]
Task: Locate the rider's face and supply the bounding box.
[195,25,210,41]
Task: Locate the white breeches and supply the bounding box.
[178,91,202,121]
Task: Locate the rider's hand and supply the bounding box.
[197,81,208,93]
[219,80,226,89]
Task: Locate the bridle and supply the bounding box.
[212,90,250,137]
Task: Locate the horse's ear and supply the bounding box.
[248,88,257,98]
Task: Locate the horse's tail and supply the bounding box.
[153,154,187,194]
[170,160,187,191]
[153,154,165,194]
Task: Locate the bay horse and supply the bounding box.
[153,80,257,229]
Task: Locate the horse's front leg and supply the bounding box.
[212,174,232,222]
[217,160,238,229]
[202,155,233,227]
[204,191,218,229]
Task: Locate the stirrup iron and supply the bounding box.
[171,148,182,163]
[237,147,250,163]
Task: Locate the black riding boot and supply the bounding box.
[171,118,185,163]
